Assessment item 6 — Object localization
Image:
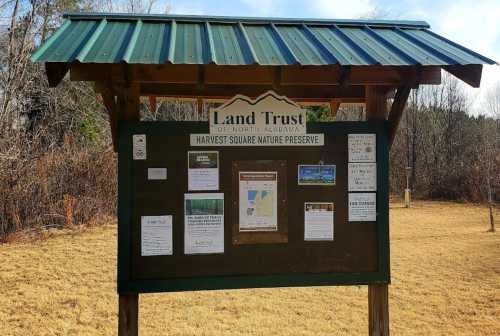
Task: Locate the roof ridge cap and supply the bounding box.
[62,11,431,29]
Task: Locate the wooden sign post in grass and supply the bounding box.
[32,12,494,336]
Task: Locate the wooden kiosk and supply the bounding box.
[32,12,495,336]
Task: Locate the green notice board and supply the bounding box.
[118,121,389,294]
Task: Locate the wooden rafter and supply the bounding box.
[329,101,341,119]
[95,82,119,151]
[45,62,69,87]
[443,64,483,88]
[148,96,157,113]
[96,83,367,101]
[388,86,412,147]
[69,63,442,87]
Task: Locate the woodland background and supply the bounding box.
[0,0,499,238]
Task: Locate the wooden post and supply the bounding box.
[329,101,340,119]
[119,293,139,336]
[197,97,204,120]
[366,85,390,336]
[369,285,389,336]
[117,75,141,336]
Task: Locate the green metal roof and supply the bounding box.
[31,12,496,66]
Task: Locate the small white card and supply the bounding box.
[148,168,167,180]
[141,215,173,256]
[349,193,376,221]
[348,134,376,162]
[348,162,377,191]
[133,134,146,160]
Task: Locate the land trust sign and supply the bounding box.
[210,91,306,135]
[191,91,324,146]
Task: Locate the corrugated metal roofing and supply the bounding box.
[31,12,496,66]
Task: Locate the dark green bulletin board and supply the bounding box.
[118,121,390,294]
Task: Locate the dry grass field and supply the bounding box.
[0,201,499,336]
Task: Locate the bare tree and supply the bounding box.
[482,82,500,232]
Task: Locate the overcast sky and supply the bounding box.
[158,0,500,115]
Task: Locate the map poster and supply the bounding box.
[298,165,336,186]
[304,202,334,241]
[188,151,219,191]
[348,134,376,162]
[239,172,278,232]
[348,193,376,221]
[184,193,224,254]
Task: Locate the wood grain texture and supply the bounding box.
[369,284,389,336]
[366,84,390,336]
[118,294,138,336]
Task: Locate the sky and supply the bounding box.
[153,0,500,115]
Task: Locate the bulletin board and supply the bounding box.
[118,121,390,294]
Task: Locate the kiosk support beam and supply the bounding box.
[117,79,141,336]
[119,293,139,336]
[366,85,390,336]
[369,285,390,336]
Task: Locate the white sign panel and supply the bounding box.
[349,134,376,162]
[141,216,172,256]
[304,202,334,241]
[239,172,278,231]
[132,134,146,160]
[184,193,224,254]
[349,193,377,221]
[188,151,219,191]
[190,134,324,146]
[348,163,377,191]
[147,168,167,180]
[209,91,306,135]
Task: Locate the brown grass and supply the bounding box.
[0,201,499,335]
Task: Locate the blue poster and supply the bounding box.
[298,165,336,185]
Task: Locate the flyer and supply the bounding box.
[298,165,336,186]
[239,172,278,231]
[184,193,224,254]
[304,202,334,241]
[348,193,377,221]
[132,134,146,160]
[348,162,377,191]
[348,134,376,162]
[188,151,219,191]
[141,215,172,256]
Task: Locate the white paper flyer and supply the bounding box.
[184,193,224,254]
[348,162,377,191]
[188,151,219,191]
[348,193,377,221]
[348,134,376,162]
[141,215,173,256]
[304,202,334,241]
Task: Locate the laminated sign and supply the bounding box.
[132,134,146,160]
